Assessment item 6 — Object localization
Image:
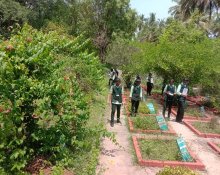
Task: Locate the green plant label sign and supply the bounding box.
[146,103,156,114]
[156,116,168,131]
[176,138,193,162]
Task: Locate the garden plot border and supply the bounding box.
[184,120,220,138]
[171,108,212,121]
[187,96,220,114]
[132,136,205,170]
[207,142,220,154]
[128,116,176,135]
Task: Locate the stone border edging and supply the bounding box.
[207,142,220,154]
[128,116,176,135]
[187,96,220,114]
[184,120,220,138]
[132,136,205,170]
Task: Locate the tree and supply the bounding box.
[105,36,135,66]
[25,0,72,29]
[169,0,183,20]
[136,13,165,42]
[0,0,28,38]
[174,0,220,20]
[76,0,139,62]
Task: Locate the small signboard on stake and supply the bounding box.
[156,116,168,131]
[176,137,193,162]
[146,103,156,114]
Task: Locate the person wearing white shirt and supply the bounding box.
[176,79,189,122]
[162,79,176,119]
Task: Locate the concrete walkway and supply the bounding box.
[96,106,160,175]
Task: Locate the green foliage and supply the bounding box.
[0,0,28,38]
[124,19,220,88]
[27,0,73,29]
[77,0,139,61]
[0,24,105,174]
[105,36,135,66]
[156,166,199,175]
[137,13,166,42]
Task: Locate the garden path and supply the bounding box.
[96,105,160,175]
[97,74,220,175]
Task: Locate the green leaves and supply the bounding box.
[0,24,104,174]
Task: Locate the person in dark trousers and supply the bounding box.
[146,73,154,96]
[176,79,189,123]
[108,78,124,127]
[130,78,143,116]
[162,79,176,119]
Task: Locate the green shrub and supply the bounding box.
[156,166,199,175]
[0,24,105,174]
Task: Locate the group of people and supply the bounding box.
[163,78,189,123]
[108,69,189,127]
[108,75,143,127]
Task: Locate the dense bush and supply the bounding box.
[0,25,104,174]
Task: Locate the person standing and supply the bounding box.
[176,79,189,122]
[146,73,154,96]
[130,78,143,116]
[108,78,124,127]
[162,79,176,119]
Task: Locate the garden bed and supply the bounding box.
[126,102,153,115]
[184,120,220,138]
[171,107,212,121]
[186,96,204,106]
[132,136,205,170]
[128,116,176,135]
[187,96,220,114]
[207,142,220,154]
